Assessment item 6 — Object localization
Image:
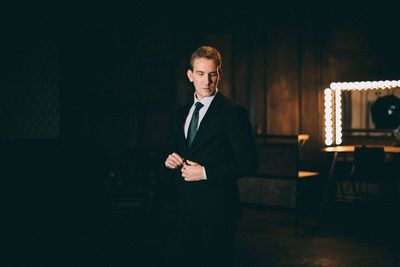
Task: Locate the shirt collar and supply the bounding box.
[193,89,218,108]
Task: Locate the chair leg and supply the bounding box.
[349,179,357,198]
[354,180,361,199]
[338,179,345,196]
[294,180,299,237]
[294,205,298,237]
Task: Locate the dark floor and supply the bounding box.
[5,197,400,266]
[97,199,400,267]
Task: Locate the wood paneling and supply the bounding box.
[300,31,324,168]
[232,33,249,109]
[266,31,300,135]
[251,33,267,135]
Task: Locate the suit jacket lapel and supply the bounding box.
[179,103,192,153]
[187,92,222,152]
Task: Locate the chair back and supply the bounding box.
[256,135,299,179]
[353,146,385,180]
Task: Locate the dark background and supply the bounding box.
[1,0,400,264]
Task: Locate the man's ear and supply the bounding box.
[187,69,193,82]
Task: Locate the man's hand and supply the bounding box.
[181,160,204,181]
[165,152,184,169]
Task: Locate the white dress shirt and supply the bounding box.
[184,90,217,180]
[184,91,217,138]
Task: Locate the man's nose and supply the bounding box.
[204,75,211,84]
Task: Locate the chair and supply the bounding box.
[238,134,319,236]
[106,148,159,215]
[349,146,385,200]
[295,170,319,235]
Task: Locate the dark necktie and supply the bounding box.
[187,102,204,148]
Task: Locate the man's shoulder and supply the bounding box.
[216,93,246,112]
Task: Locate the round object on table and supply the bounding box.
[371,94,400,129]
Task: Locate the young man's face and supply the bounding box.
[187,58,220,100]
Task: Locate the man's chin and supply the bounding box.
[203,90,216,96]
[196,90,216,99]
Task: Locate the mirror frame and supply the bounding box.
[324,80,400,146]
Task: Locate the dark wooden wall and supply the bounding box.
[192,31,323,169]
[3,2,400,170]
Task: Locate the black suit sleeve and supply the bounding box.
[205,105,258,185]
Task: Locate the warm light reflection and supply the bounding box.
[324,88,333,146]
[335,90,342,145]
[330,80,400,91]
[324,79,400,146]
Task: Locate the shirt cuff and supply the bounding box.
[202,167,207,180]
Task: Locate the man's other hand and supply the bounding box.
[181,160,204,181]
[165,152,184,169]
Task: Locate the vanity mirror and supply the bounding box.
[324,80,400,146]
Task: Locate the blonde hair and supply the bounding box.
[189,46,222,71]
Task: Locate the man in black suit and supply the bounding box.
[164,46,257,267]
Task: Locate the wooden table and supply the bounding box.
[322,145,400,154]
[319,145,400,227]
[322,145,400,183]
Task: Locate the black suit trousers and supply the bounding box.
[177,214,236,267]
